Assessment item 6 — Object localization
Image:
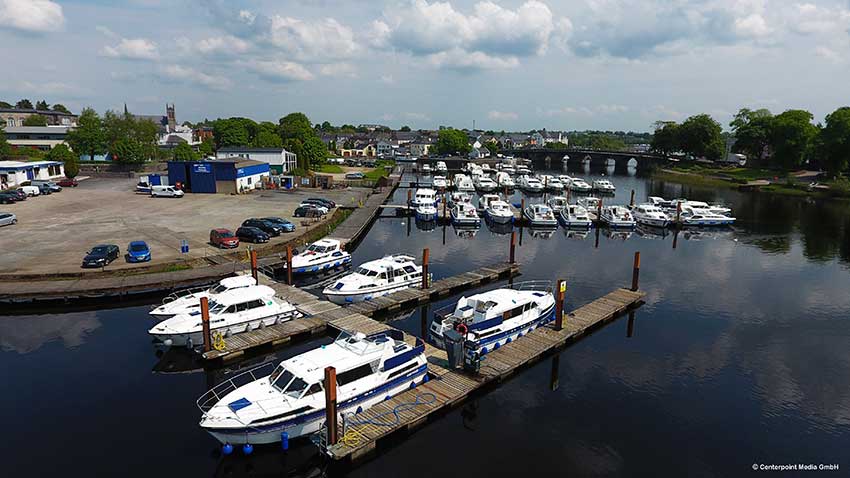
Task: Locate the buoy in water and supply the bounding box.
[281,432,289,451]
[243,443,253,455]
[222,443,233,455]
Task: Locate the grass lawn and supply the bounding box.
[667,164,778,181]
[364,167,390,181]
[316,163,344,173]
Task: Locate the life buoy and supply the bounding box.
[455,323,468,335]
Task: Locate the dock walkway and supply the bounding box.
[325,287,645,462]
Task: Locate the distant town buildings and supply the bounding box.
[1,107,77,127]
[3,126,70,151]
[216,147,297,174]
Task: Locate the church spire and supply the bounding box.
[123,103,128,115]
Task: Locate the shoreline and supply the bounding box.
[654,167,849,200]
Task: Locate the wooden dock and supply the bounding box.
[200,262,519,362]
[324,287,645,462]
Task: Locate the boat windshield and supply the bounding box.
[307,244,328,253]
[269,365,308,398]
[209,300,227,314]
[356,267,380,277]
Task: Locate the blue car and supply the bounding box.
[127,241,152,262]
[262,217,296,232]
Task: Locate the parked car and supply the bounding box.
[210,228,240,248]
[299,202,328,214]
[261,217,296,232]
[151,185,184,198]
[242,218,285,236]
[82,244,120,268]
[57,178,79,188]
[0,212,16,226]
[38,184,52,195]
[18,185,40,197]
[126,241,152,263]
[236,226,270,243]
[0,192,20,204]
[302,199,334,210]
[294,205,325,217]
[345,172,365,180]
[31,180,61,192]
[307,197,336,208]
[4,189,26,201]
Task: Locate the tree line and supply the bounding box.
[651,107,850,174]
[0,98,72,113]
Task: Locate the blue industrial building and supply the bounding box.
[166,159,270,194]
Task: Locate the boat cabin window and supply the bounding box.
[357,267,379,277]
[283,376,308,399]
[403,265,416,273]
[337,363,374,386]
[308,244,328,253]
[379,272,387,280]
[210,284,230,294]
[474,300,497,314]
[234,302,249,312]
[304,383,323,397]
[248,299,266,309]
[270,366,295,392]
[209,301,227,314]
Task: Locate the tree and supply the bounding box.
[679,114,724,160]
[278,112,313,142]
[769,109,817,169]
[651,122,680,155]
[47,144,78,178]
[0,101,11,108]
[818,106,850,175]
[102,110,158,164]
[23,115,48,126]
[111,138,145,164]
[16,99,33,109]
[198,138,215,158]
[278,112,327,170]
[51,104,71,114]
[172,142,198,161]
[35,100,49,110]
[485,141,501,155]
[0,128,10,158]
[400,125,411,132]
[729,108,773,162]
[213,117,252,148]
[66,108,107,161]
[302,136,328,169]
[253,121,283,148]
[434,128,472,155]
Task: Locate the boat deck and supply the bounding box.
[324,287,645,462]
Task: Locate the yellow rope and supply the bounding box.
[342,427,366,447]
[211,330,227,351]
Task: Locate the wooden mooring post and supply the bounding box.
[549,355,561,392]
[631,251,641,291]
[509,231,516,264]
[630,189,635,207]
[201,296,211,353]
[554,279,566,331]
[286,245,294,285]
[627,310,636,338]
[250,249,258,284]
[324,367,338,446]
[407,189,412,207]
[422,248,430,289]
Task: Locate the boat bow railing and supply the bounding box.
[196,361,276,415]
[160,285,208,305]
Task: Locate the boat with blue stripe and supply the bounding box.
[283,239,352,275]
[430,280,555,356]
[197,330,427,445]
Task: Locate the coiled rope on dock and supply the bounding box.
[341,392,437,446]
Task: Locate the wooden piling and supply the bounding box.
[554,280,566,331]
[442,193,447,218]
[672,229,679,249]
[422,248,430,289]
[509,231,516,264]
[676,202,682,225]
[407,189,412,207]
[631,251,641,291]
[201,296,211,353]
[627,310,635,338]
[630,189,635,207]
[324,367,338,445]
[250,249,258,284]
[285,245,294,285]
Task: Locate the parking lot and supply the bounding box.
[0,177,369,275]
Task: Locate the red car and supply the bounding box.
[57,178,79,187]
[210,228,239,248]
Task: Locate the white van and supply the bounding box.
[18,185,40,197]
[151,185,185,198]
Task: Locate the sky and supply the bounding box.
[0,0,849,132]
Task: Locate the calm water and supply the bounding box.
[3,163,850,477]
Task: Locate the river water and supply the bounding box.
[3,163,849,477]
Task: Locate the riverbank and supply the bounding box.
[655,164,850,199]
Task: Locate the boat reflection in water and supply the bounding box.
[484,217,514,236]
[606,228,633,241]
[415,216,437,232]
[291,264,351,289]
[562,227,591,240]
[452,224,480,239]
[635,223,669,240]
[528,227,557,239]
[682,226,736,241]
[211,439,328,478]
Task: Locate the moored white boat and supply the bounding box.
[495,171,515,189]
[451,203,481,226]
[411,188,437,210]
[538,175,564,191]
[148,285,301,347]
[592,179,616,193]
[679,208,736,226]
[568,177,592,193]
[517,175,544,193]
[150,275,257,319]
[197,330,427,444]
[558,204,592,228]
[453,174,475,192]
[473,175,498,192]
[523,203,558,227]
[485,199,515,224]
[547,196,569,212]
[430,281,555,355]
[323,254,426,304]
[432,176,448,190]
[631,204,670,228]
[435,161,448,173]
[415,203,437,221]
[601,205,636,228]
[284,239,351,274]
[448,191,472,208]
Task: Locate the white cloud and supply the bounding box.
[538,104,629,117]
[268,16,359,61]
[380,74,395,84]
[0,0,64,33]
[102,38,160,61]
[18,80,88,97]
[735,14,771,37]
[488,110,519,120]
[319,62,358,78]
[790,3,850,35]
[158,65,232,90]
[246,59,314,82]
[403,112,430,121]
[427,48,520,70]
[814,45,843,64]
[195,35,252,56]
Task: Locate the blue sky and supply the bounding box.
[1,0,849,131]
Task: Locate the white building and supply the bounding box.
[216,147,297,174]
[3,126,70,151]
[410,142,432,157]
[0,160,65,188]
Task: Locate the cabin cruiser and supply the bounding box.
[558,175,574,186]
[453,174,475,192]
[197,330,427,444]
[515,165,532,176]
[150,275,257,319]
[415,203,437,221]
[523,203,558,227]
[683,200,733,216]
[473,175,498,192]
[631,204,670,228]
[500,165,516,175]
[568,177,592,193]
[538,175,564,191]
[448,191,472,208]
[148,286,301,348]
[430,282,555,355]
[451,203,481,226]
[600,205,636,228]
[592,179,616,194]
[495,171,515,189]
[323,254,425,304]
[435,161,448,173]
[432,176,448,190]
[411,188,437,209]
[284,239,351,275]
[558,204,592,228]
[421,163,431,174]
[547,196,569,212]
[679,208,736,226]
[485,199,515,224]
[517,175,544,193]
[577,196,602,215]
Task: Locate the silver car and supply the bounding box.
[0,212,16,226]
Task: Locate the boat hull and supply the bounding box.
[286,256,352,275]
[325,279,420,305]
[151,310,300,347]
[433,305,554,353]
[635,217,669,228]
[485,211,514,224]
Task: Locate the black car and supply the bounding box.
[82,244,120,268]
[241,218,284,236]
[0,192,20,204]
[294,205,324,218]
[38,184,52,195]
[307,197,336,208]
[6,190,26,201]
[261,217,296,232]
[236,226,270,243]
